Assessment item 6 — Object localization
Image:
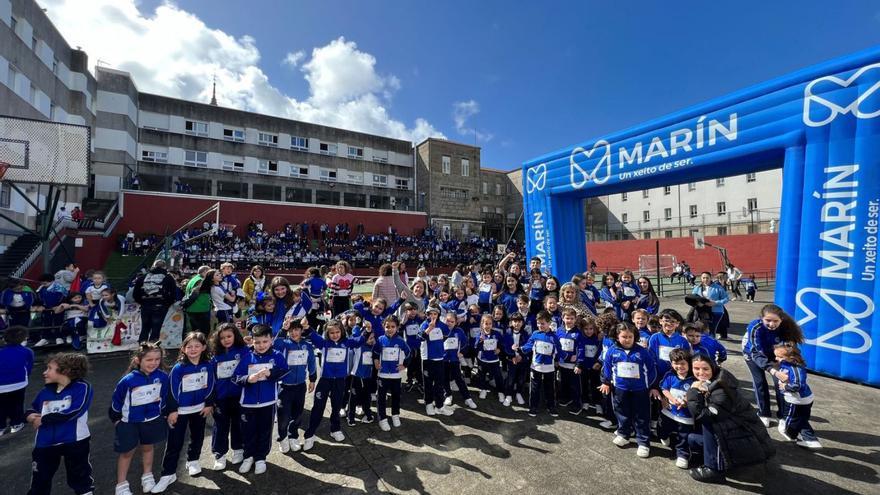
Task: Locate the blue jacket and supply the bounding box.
[556,327,585,369]
[285,296,313,321]
[0,343,34,393]
[273,337,317,385]
[475,330,505,363]
[37,285,66,309]
[463,313,483,347]
[778,361,814,405]
[520,330,560,373]
[249,312,275,335]
[308,332,364,379]
[167,360,216,415]
[232,349,289,408]
[477,281,494,305]
[220,274,242,298]
[401,315,424,350]
[354,301,392,332]
[692,335,727,365]
[212,346,250,399]
[637,294,659,314]
[648,332,691,379]
[27,380,93,447]
[502,328,530,356]
[109,369,170,423]
[618,281,641,305]
[527,276,545,301]
[373,334,411,379]
[600,336,616,362]
[742,319,782,370]
[602,342,657,391]
[441,297,469,319]
[692,282,729,314]
[498,291,521,317]
[637,328,653,348]
[349,335,375,379]
[659,371,695,424]
[444,327,469,362]
[1,289,35,312]
[419,320,450,361]
[576,334,603,370]
[303,276,327,300]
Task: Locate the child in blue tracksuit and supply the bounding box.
[57,293,90,350]
[154,332,216,493]
[36,274,67,346]
[742,277,757,302]
[420,307,452,415]
[557,308,588,414]
[1,279,35,328]
[232,324,288,474]
[373,315,411,430]
[474,314,507,404]
[520,311,561,416]
[632,309,652,348]
[648,309,691,381]
[616,271,641,322]
[209,323,249,470]
[596,312,620,426]
[657,348,696,469]
[274,318,317,451]
[774,343,821,449]
[400,303,424,391]
[461,305,483,378]
[442,312,476,408]
[578,318,603,413]
[684,323,727,365]
[600,322,657,457]
[302,320,364,450]
[249,295,276,336]
[0,326,34,435]
[346,324,375,426]
[503,313,530,407]
[110,342,170,495]
[25,352,93,495]
[477,270,496,314]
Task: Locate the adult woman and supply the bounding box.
[691,272,729,338]
[636,276,660,314]
[557,282,591,319]
[241,265,267,307]
[269,276,296,336]
[742,304,804,426]
[686,355,775,482]
[726,263,743,301]
[372,264,398,304]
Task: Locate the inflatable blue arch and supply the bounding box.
[523,46,880,386]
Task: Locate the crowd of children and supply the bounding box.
[0,249,823,494]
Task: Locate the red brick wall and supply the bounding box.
[586,233,778,276]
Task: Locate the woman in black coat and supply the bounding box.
[686,355,775,482]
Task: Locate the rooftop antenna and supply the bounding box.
[210,74,218,106]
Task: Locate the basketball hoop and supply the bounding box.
[0,161,9,180]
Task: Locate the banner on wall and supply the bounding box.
[86,304,185,354]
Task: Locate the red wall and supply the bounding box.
[587,233,778,276]
[117,191,428,238]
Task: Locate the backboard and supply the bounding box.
[0,115,90,186]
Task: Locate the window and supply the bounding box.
[440,187,468,200]
[373,174,388,187]
[717,201,727,216]
[396,178,409,190]
[643,232,652,240]
[495,183,502,196]
[622,213,628,224]
[222,159,244,171]
[664,230,673,239]
[31,36,37,51]
[746,172,757,183]
[0,183,9,209]
[688,182,696,191]
[621,192,628,202]
[689,205,698,218]
[664,208,672,221]
[185,120,209,136]
[344,171,363,184]
[643,210,650,222]
[141,150,168,163]
[222,128,245,142]
[258,132,278,147]
[482,182,488,195]
[663,185,671,195]
[481,206,489,214]
[29,83,36,104]
[372,149,388,163]
[347,146,364,159]
[258,160,278,174]
[716,177,725,187]
[642,189,649,199]
[319,169,337,181]
[717,226,728,236]
[747,197,758,212]
[290,136,309,151]
[495,207,503,214]
[319,142,337,155]
[289,165,309,178]
[184,150,207,167]
[461,158,470,177]
[442,155,451,174]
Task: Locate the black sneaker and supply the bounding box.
[528,410,538,417]
[549,409,559,417]
[689,466,725,483]
[362,415,375,424]
[558,400,572,407]
[567,407,581,415]
[347,418,357,427]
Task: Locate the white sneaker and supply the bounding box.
[65,336,72,344]
[443,396,453,406]
[612,435,629,447]
[426,404,437,416]
[55,338,65,345]
[758,416,772,427]
[140,474,156,493]
[599,420,615,430]
[238,457,254,474]
[279,438,291,453]
[355,406,364,416]
[186,460,201,476]
[479,390,487,400]
[254,460,267,475]
[777,422,795,441]
[515,393,525,405]
[498,392,505,403]
[330,430,345,442]
[9,423,24,433]
[503,396,512,407]
[636,445,650,458]
[291,438,302,452]
[150,474,176,493]
[391,415,401,427]
[660,437,671,447]
[438,405,455,416]
[212,457,227,471]
[675,457,689,469]
[796,439,823,449]
[115,482,132,495]
[379,419,391,431]
[450,381,459,392]
[230,449,244,464]
[303,436,315,451]
[465,398,478,409]
[34,339,50,347]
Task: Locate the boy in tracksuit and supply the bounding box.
[684,323,727,366]
[273,319,317,452]
[556,308,588,414]
[647,310,691,382]
[420,307,452,416]
[520,311,561,417]
[232,324,289,474]
[600,322,657,458]
[26,353,94,495]
[373,315,412,431]
[36,274,67,346]
[400,303,424,393]
[347,324,376,426]
[503,313,530,407]
[442,312,477,409]
[0,326,34,434]
[1,279,35,328]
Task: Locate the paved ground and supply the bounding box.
[3,292,879,494]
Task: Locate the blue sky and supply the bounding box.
[55,1,880,170]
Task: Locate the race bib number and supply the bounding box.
[287,350,307,367]
[671,388,689,401]
[623,287,636,298]
[361,351,373,366]
[560,338,574,352]
[382,347,401,363]
[659,346,673,362]
[247,362,273,377]
[617,362,640,379]
[480,283,492,294]
[406,324,420,336]
[216,360,238,379]
[181,371,208,392]
[131,383,162,407]
[444,337,459,351]
[326,348,346,363]
[428,328,444,341]
[535,341,553,356]
[483,338,498,352]
[41,397,71,415]
[584,345,598,358]
[469,327,481,339]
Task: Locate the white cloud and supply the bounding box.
[452,99,493,143]
[42,0,444,143]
